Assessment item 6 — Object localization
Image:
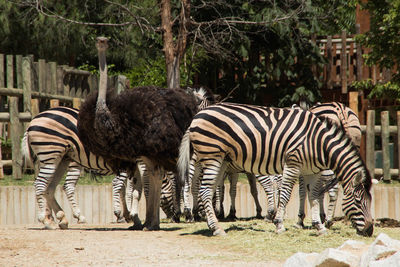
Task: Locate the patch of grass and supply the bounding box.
[0,172,114,186]
[160,218,400,262]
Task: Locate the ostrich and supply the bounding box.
[77,37,199,230]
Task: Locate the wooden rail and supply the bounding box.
[362,110,400,182]
[0,53,128,179]
[316,27,393,94]
[0,183,398,225]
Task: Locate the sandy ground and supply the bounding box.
[0,223,283,267]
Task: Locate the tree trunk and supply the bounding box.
[161,0,190,89]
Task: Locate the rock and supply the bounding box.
[369,251,400,267]
[372,233,400,250]
[283,252,319,267]
[360,244,398,267]
[337,240,366,251]
[314,248,359,267]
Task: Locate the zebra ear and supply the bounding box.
[352,171,364,187]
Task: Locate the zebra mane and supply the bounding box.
[320,116,372,191]
[187,86,216,108]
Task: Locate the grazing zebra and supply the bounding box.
[296,102,362,229]
[178,103,373,236]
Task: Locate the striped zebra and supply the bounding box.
[22,106,140,229]
[178,102,373,236]
[296,102,362,229]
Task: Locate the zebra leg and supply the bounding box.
[183,182,194,222]
[319,194,326,224]
[184,156,202,222]
[34,163,62,229]
[183,171,194,222]
[325,183,339,228]
[274,166,300,234]
[247,173,263,219]
[295,177,306,229]
[214,180,225,220]
[226,172,238,221]
[127,163,145,230]
[199,158,226,236]
[309,195,327,235]
[62,163,86,224]
[257,175,278,222]
[112,173,129,223]
[128,172,143,230]
[169,172,182,223]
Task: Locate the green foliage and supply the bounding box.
[357,0,400,76]
[352,79,400,99]
[123,57,167,87]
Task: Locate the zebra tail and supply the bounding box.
[20,131,36,171]
[177,129,191,186]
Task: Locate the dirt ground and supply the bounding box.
[0,223,283,267]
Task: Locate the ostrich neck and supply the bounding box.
[97,50,108,106]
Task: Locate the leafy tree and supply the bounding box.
[3,0,358,105]
[357,0,400,80]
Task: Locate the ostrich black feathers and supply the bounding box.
[77,86,198,171]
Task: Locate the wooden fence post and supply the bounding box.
[398,111,400,181]
[38,59,46,93]
[381,111,390,182]
[22,56,32,115]
[31,99,40,118]
[349,92,359,117]
[366,110,375,177]
[73,98,81,109]
[9,97,22,179]
[0,54,4,179]
[341,30,348,94]
[50,99,60,108]
[326,36,333,89]
[356,24,363,81]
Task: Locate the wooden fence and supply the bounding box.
[0,53,128,179]
[362,110,400,182]
[0,183,398,226]
[316,28,393,95]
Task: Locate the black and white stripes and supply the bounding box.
[178,102,373,236]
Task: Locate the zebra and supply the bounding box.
[295,102,362,229]
[184,102,360,225]
[178,102,373,236]
[22,106,141,229]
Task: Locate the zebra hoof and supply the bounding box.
[225,214,237,222]
[171,215,180,223]
[255,213,263,220]
[116,217,126,223]
[325,220,333,229]
[294,222,305,229]
[44,222,57,230]
[128,224,144,230]
[78,216,87,224]
[213,228,226,236]
[276,226,286,234]
[317,228,328,236]
[58,221,69,230]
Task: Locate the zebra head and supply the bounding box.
[186,86,216,111]
[342,167,373,237]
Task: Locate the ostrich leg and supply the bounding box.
[141,157,162,231]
